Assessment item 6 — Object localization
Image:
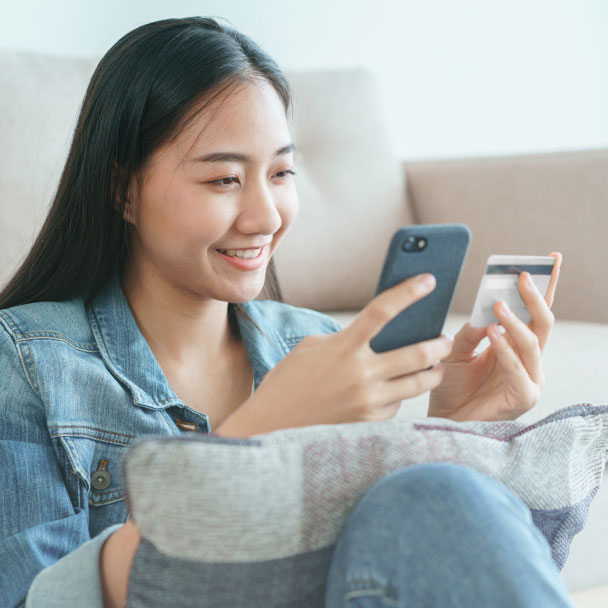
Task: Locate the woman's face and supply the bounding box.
[124,78,298,303]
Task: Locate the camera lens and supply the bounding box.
[402,235,426,252]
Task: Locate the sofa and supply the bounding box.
[1,47,607,606]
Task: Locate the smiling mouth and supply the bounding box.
[215,245,266,259]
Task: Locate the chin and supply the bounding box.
[221,282,266,304]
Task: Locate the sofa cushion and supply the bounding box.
[326,311,608,425]
[0,49,97,287]
[0,49,413,313]
[570,584,608,607]
[121,404,608,607]
[275,69,413,311]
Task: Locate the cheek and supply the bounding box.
[278,188,299,228]
[137,193,223,254]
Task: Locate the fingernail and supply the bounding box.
[498,300,510,315]
[524,272,533,288]
[419,274,435,289]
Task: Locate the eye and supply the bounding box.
[209,176,240,189]
[208,169,297,190]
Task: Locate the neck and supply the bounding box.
[120,262,240,372]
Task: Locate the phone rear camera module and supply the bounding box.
[402,236,427,253]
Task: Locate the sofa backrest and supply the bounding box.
[406,150,608,323]
[0,49,412,311]
[3,48,605,323]
[0,49,98,290]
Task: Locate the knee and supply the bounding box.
[352,462,531,526]
[328,464,562,608]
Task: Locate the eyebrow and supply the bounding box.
[191,143,296,165]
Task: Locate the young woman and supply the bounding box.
[0,16,571,608]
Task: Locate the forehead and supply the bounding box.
[176,79,291,158]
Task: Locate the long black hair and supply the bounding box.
[0,16,289,337]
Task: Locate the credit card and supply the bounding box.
[470,255,556,328]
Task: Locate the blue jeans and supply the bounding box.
[324,462,575,607]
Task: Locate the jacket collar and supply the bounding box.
[86,272,289,409]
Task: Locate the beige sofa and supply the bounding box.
[1,48,607,606]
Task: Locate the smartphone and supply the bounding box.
[369,224,472,353]
[470,255,556,327]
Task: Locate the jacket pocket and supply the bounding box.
[51,427,132,536]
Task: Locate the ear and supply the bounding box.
[111,160,137,225]
[122,199,135,224]
[122,196,136,225]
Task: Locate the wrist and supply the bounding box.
[427,410,457,421]
[99,520,141,608]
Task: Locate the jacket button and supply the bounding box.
[175,417,199,431]
[91,459,111,490]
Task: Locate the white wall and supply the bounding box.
[1,0,607,161]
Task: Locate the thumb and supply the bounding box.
[445,321,487,361]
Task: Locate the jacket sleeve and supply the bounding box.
[0,318,119,608]
[25,523,122,608]
[322,313,344,334]
[328,317,344,333]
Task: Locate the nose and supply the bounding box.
[238,178,283,236]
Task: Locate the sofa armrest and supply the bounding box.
[403,149,608,323]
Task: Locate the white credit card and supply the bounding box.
[470,255,556,328]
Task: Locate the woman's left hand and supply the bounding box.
[427,252,562,422]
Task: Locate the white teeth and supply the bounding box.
[218,248,262,259]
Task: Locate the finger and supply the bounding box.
[375,333,454,380]
[516,270,555,352]
[347,273,436,346]
[487,323,541,400]
[494,300,544,385]
[544,252,562,308]
[444,321,487,362]
[383,362,445,402]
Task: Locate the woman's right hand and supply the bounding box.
[216,273,454,437]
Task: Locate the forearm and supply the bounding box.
[214,396,286,438]
[99,519,141,608]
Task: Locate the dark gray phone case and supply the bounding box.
[369,224,472,353]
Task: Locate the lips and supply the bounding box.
[218,241,270,250]
[215,244,267,269]
[216,244,270,251]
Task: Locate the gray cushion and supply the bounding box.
[326,310,608,594]
[122,404,608,607]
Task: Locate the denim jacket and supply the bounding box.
[0,272,343,607]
